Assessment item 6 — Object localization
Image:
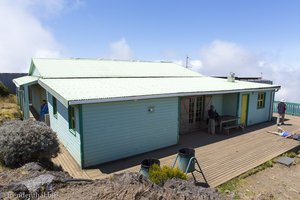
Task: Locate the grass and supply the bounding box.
[217,160,274,199]
[0,95,21,123]
[281,151,297,158]
[218,149,300,198]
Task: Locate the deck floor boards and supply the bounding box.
[52,115,300,187]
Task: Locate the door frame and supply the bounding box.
[179,95,205,134]
[240,94,249,126]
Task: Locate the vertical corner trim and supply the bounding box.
[177,97,181,143]
[78,104,84,168]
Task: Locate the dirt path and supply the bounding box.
[234,156,300,200]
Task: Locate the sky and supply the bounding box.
[1,0,300,102]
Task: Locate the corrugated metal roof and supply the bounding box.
[38,77,280,105]
[30,58,202,78]
[13,76,38,87]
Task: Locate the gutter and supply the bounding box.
[69,86,281,105]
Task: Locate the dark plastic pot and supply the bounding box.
[140,158,160,177]
[178,148,195,173]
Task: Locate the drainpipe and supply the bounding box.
[268,90,274,121]
[24,85,30,119]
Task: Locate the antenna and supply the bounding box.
[186,56,189,68]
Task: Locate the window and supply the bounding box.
[188,98,195,123]
[69,106,76,134]
[257,92,265,109]
[195,96,204,122]
[52,96,57,118]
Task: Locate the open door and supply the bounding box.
[240,94,249,125]
[180,96,205,134]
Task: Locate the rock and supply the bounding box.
[20,174,56,193]
[8,174,57,196]
[22,162,44,172]
[0,173,8,179]
[8,183,29,195]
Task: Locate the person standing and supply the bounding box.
[208,105,217,134]
[277,99,286,125]
[39,100,49,122]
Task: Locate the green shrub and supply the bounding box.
[148,164,187,186]
[0,82,10,97]
[0,119,60,167]
[282,152,297,158]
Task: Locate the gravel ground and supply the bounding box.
[234,156,300,200]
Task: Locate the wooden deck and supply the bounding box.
[52,115,300,187]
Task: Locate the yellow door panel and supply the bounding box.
[240,94,248,125]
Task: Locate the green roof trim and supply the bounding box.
[78,105,84,168]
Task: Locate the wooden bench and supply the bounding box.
[223,124,245,135]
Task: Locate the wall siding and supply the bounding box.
[222,93,238,116]
[211,94,223,115]
[47,92,82,165]
[238,91,272,126]
[82,97,179,167]
[31,67,40,76]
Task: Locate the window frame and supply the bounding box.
[68,106,76,135]
[188,98,195,123]
[257,92,266,109]
[52,96,57,118]
[195,96,204,122]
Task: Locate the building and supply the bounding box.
[214,76,273,85]
[13,58,280,168]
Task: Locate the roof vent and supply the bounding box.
[227,72,235,82]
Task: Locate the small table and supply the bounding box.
[219,115,239,132]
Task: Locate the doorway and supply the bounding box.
[180,96,205,134]
[240,94,249,125]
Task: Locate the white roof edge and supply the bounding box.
[13,76,39,87]
[38,79,69,107]
[35,76,202,79]
[69,86,280,105]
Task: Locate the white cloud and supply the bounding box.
[189,40,300,102]
[189,60,203,71]
[198,40,259,76]
[0,0,65,72]
[19,0,85,17]
[109,38,133,60]
[173,59,202,68]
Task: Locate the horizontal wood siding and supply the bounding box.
[211,94,223,115]
[47,92,82,166]
[222,93,238,116]
[82,97,179,167]
[239,91,272,125]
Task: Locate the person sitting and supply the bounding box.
[39,100,49,122]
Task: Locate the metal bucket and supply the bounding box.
[140,158,160,177]
[178,148,195,173]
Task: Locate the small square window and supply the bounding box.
[257,92,265,109]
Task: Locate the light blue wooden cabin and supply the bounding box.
[13,58,280,168]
